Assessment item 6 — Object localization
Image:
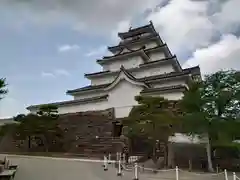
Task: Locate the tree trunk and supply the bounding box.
[206,135,214,172]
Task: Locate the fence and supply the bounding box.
[102,152,234,180]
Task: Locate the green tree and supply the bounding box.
[13,105,63,152]
[37,104,59,118]
[180,70,240,172]
[0,78,8,100]
[124,96,181,167]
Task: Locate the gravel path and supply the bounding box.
[0,154,235,180]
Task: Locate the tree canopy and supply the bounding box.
[123,95,181,167]
[180,70,240,171]
[0,78,8,100]
[1,105,64,152]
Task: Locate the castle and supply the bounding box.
[27,22,201,119]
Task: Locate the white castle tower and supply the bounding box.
[27,22,201,118]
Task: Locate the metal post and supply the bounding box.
[176,166,179,180]
[224,169,228,180]
[117,159,122,176]
[133,163,138,180]
[104,155,108,171]
[233,172,236,180]
[108,153,111,164]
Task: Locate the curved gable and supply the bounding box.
[105,66,149,91]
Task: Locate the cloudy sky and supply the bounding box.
[0,0,240,118]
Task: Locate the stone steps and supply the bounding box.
[69,137,125,156]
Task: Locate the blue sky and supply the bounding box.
[0,0,240,118]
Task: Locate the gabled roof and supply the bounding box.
[105,66,149,91]
[69,66,200,95]
[27,95,109,110]
[118,21,157,39]
[68,66,149,95]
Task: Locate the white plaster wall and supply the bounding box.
[133,64,174,78]
[149,91,184,100]
[28,80,184,118]
[90,75,115,85]
[114,106,133,118]
[62,80,143,118]
[108,80,143,118]
[57,101,108,114]
[151,80,187,88]
[91,64,175,86]
[29,101,109,115]
[145,41,158,49]
[148,51,166,61]
[112,41,158,56]
[107,56,144,71]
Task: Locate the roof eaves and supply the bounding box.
[27,95,109,110]
[66,84,110,94]
[118,23,152,39]
[108,34,160,52]
[68,66,199,94]
[140,85,187,94]
[84,70,111,77]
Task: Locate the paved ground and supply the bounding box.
[0,154,234,180]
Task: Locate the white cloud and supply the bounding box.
[111,20,131,42]
[85,46,108,57]
[147,0,216,56]
[41,72,55,78]
[145,0,240,75]
[41,69,70,78]
[183,34,240,75]
[212,0,240,34]
[54,69,70,76]
[0,0,161,34]
[58,44,80,52]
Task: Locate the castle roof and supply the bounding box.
[67,66,150,95]
[68,66,200,95]
[27,95,109,110]
[108,34,163,53]
[97,44,173,65]
[118,21,157,39]
[140,85,188,94]
[86,55,180,78]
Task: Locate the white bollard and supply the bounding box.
[117,159,122,176]
[116,152,119,161]
[133,163,138,180]
[123,153,126,164]
[176,166,179,180]
[233,172,236,180]
[224,169,228,180]
[104,156,108,171]
[108,153,111,164]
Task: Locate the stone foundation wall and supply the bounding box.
[0,108,125,155]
